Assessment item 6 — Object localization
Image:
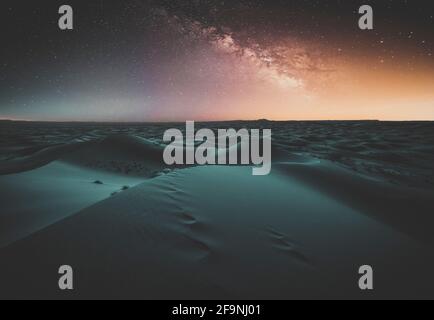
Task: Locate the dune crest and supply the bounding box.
[0,134,167,176]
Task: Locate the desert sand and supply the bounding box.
[0,121,433,299]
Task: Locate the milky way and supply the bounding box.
[0,1,433,121]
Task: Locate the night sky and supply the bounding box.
[0,0,433,121]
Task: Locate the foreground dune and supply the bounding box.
[1,165,433,299]
[0,161,144,248]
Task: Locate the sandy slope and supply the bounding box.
[275,160,434,244]
[0,135,167,248]
[1,165,433,299]
[0,161,144,248]
[0,134,167,176]
[0,126,433,299]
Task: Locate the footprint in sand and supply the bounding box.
[110,185,131,196]
[177,211,210,233]
[181,234,211,258]
[266,227,312,266]
[174,211,213,260]
[178,212,197,225]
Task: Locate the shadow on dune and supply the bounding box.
[275,160,434,245]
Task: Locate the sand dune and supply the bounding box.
[275,160,434,244]
[1,165,433,299]
[61,134,168,177]
[0,161,144,248]
[0,135,169,248]
[1,121,434,299]
[0,134,168,176]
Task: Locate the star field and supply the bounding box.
[0,0,433,121]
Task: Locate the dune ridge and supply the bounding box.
[0,134,167,176]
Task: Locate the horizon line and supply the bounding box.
[1,118,434,123]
